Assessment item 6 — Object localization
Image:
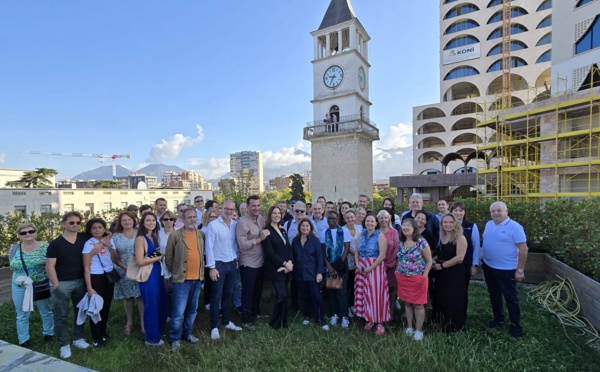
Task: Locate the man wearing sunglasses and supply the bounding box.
[194,195,205,224]
[46,211,105,359]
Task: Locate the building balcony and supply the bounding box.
[303,114,379,141]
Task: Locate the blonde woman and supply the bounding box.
[9,223,54,347]
[432,214,467,333]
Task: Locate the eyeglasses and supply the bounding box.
[162,218,175,222]
[19,230,36,236]
[209,215,218,219]
[295,210,306,214]
[195,200,203,203]
[67,221,82,225]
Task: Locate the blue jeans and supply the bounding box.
[12,281,54,344]
[482,261,521,326]
[169,279,202,342]
[233,268,242,308]
[210,261,237,329]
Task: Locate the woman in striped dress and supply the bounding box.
[354,213,389,335]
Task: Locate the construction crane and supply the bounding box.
[25,151,131,181]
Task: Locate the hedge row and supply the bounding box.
[1,199,598,280]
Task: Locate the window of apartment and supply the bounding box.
[487,7,528,24]
[537,32,552,46]
[487,57,528,72]
[488,24,527,40]
[537,0,551,11]
[445,19,479,35]
[64,204,74,212]
[121,202,128,209]
[85,203,94,214]
[536,50,552,63]
[104,202,112,211]
[444,66,480,80]
[14,205,27,214]
[444,3,479,19]
[536,15,552,29]
[445,35,479,49]
[444,0,459,4]
[576,0,595,8]
[487,40,527,56]
[40,204,52,214]
[576,16,600,54]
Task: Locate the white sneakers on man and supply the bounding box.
[72,338,90,349]
[330,314,339,325]
[60,345,71,359]
[341,317,350,328]
[211,328,220,340]
[224,322,242,331]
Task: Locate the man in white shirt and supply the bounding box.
[205,200,243,340]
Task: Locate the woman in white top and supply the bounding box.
[82,218,117,348]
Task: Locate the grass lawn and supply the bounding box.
[0,281,598,372]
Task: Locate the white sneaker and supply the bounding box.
[414,331,424,341]
[224,322,242,331]
[171,340,181,352]
[205,304,210,310]
[185,335,200,343]
[322,324,330,331]
[302,318,310,326]
[72,338,90,349]
[341,317,350,328]
[405,327,414,336]
[211,328,220,340]
[395,299,402,311]
[330,314,339,325]
[60,344,71,359]
[145,340,165,346]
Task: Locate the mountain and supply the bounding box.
[136,164,186,179]
[71,165,131,180]
[372,145,413,179]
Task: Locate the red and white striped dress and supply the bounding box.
[354,230,390,323]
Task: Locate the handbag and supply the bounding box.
[126,238,152,283]
[326,270,343,290]
[98,248,121,284]
[18,245,51,301]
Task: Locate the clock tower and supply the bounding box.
[304,0,379,203]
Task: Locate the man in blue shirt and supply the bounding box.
[482,201,528,338]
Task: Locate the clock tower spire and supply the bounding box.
[304,0,379,203]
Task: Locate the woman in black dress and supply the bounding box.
[262,206,293,329]
[432,214,467,332]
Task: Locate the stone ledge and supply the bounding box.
[0,340,96,371]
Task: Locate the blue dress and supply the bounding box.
[139,235,168,344]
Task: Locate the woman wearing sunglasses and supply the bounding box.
[9,223,54,348]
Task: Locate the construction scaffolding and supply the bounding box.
[476,67,600,201]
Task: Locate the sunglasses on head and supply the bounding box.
[19,230,36,236]
[162,218,175,222]
[68,221,82,225]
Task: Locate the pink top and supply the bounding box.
[382,228,399,270]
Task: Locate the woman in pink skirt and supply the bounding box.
[354,213,389,335]
[396,218,433,341]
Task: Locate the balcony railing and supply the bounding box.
[303,114,379,141]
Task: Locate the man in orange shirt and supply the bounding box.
[165,208,205,351]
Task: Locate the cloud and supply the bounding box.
[377,122,413,149]
[0,152,5,163]
[262,143,311,169]
[188,157,230,179]
[148,124,204,163]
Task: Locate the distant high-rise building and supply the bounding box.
[229,151,264,194]
[162,171,208,190]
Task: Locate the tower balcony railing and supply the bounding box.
[303,114,379,140]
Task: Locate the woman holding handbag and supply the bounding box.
[9,223,54,348]
[82,218,118,348]
[135,212,168,346]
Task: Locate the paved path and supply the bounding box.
[0,340,95,372]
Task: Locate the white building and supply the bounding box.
[412,0,553,176]
[0,188,213,216]
[0,168,56,188]
[229,151,264,194]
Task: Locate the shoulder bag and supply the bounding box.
[126,237,152,283]
[97,248,121,284]
[19,244,51,301]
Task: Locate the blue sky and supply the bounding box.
[0,0,439,180]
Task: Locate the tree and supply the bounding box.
[4,168,58,188]
[94,180,120,188]
[290,173,305,202]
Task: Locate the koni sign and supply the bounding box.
[443,43,480,65]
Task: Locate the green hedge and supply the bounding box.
[2,200,599,281]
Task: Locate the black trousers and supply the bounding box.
[269,280,288,328]
[90,274,114,343]
[240,266,264,324]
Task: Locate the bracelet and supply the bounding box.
[440,262,445,269]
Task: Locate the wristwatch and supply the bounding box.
[517,269,524,274]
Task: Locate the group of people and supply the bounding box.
[8,193,529,358]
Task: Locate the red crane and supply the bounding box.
[26,151,131,180]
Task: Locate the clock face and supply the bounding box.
[323,65,344,88]
[358,67,366,91]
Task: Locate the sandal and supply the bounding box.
[124,324,133,335]
[364,322,374,330]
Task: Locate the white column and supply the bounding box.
[314,37,320,59]
[337,30,342,52]
[326,34,331,55]
[349,24,356,49]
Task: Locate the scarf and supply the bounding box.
[325,226,344,265]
